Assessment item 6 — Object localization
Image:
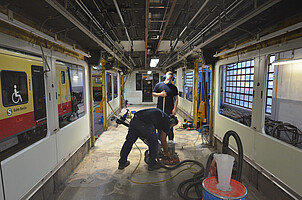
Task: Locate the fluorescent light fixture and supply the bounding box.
[147,71,152,74]
[272,58,302,66]
[150,58,159,67]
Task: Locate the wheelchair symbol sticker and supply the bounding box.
[12,85,23,104]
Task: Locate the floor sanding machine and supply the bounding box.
[111,113,180,166]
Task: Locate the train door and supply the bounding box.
[31,66,46,122]
[142,79,152,102]
[56,65,71,117]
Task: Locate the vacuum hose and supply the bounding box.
[222,130,243,182]
[177,130,244,200]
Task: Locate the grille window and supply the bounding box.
[224,60,254,109]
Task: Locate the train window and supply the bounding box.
[61,71,66,84]
[219,59,255,127]
[0,68,47,161]
[113,73,118,98]
[1,70,28,107]
[136,73,142,90]
[264,52,302,149]
[185,71,193,102]
[57,63,85,128]
[107,72,112,101]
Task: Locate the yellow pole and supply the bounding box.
[193,60,199,128]
[101,59,108,130]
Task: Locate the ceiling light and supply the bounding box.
[150,58,159,67]
[272,58,302,66]
[147,71,152,74]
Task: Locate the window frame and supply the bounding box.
[265,55,275,114]
[185,71,194,102]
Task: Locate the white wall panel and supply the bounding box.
[178,97,193,118]
[1,135,57,200]
[254,133,302,196]
[56,110,90,162]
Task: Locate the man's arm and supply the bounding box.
[160,131,170,158]
[152,90,167,97]
[172,95,178,115]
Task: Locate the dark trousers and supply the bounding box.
[118,116,158,167]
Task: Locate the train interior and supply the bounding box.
[0,0,302,200]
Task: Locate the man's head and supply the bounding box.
[165,71,174,83]
[169,115,178,127]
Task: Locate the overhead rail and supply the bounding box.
[155,0,177,53]
[74,0,134,68]
[113,0,136,67]
[160,0,243,68]
[0,12,90,57]
[163,0,281,69]
[45,0,132,69]
[171,0,210,51]
[214,21,302,57]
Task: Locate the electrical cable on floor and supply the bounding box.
[129,143,202,185]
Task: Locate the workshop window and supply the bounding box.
[224,60,254,109]
[1,70,28,107]
[186,71,193,102]
[136,73,142,90]
[266,55,275,114]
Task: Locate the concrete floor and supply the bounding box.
[56,105,268,200]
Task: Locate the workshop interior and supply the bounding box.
[0,0,302,199]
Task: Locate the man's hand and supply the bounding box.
[172,108,177,115]
[160,90,167,97]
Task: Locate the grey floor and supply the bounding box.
[56,105,268,200]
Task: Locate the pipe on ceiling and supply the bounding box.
[45,0,132,69]
[155,0,177,53]
[112,0,136,66]
[75,0,134,68]
[171,0,210,51]
[160,0,244,68]
[164,0,281,69]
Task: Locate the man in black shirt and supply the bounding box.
[118,108,178,171]
[152,71,178,140]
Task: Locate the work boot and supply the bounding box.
[118,161,130,170]
[148,161,161,171]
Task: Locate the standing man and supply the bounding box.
[118,108,178,171]
[152,71,178,140]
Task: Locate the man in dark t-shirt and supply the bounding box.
[153,71,178,140]
[118,108,178,171]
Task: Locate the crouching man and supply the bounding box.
[118,108,178,171]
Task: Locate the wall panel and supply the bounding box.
[1,135,57,200]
